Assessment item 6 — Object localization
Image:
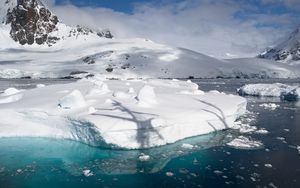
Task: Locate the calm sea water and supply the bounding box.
[0,79,299,188]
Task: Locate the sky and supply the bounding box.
[46,0,300,58]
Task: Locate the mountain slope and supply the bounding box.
[0,0,299,79]
[259,26,300,64]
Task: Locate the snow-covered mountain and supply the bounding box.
[0,0,300,79]
[258,26,300,64]
[0,0,112,47]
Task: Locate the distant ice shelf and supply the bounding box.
[0,77,247,149]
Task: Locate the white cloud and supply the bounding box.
[46,0,297,58]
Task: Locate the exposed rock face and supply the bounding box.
[6,0,59,45]
[68,25,113,39]
[259,27,300,62]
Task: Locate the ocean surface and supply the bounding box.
[0,78,299,188]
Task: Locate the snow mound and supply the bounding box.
[227,136,263,150]
[58,90,87,109]
[0,79,247,149]
[137,85,157,107]
[238,83,300,101]
[2,88,21,96]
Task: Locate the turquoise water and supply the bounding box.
[0,79,300,188]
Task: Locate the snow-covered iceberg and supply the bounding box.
[0,78,247,149]
[238,83,300,101]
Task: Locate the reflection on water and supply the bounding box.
[0,131,231,176]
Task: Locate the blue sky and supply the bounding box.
[50,0,300,58]
[55,0,151,13]
[54,0,300,17]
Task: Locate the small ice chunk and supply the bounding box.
[264,164,272,168]
[16,169,22,173]
[138,153,151,162]
[83,170,93,177]
[227,136,263,150]
[269,182,278,188]
[137,85,157,107]
[213,170,223,175]
[181,143,194,149]
[36,84,46,88]
[297,146,300,155]
[166,172,174,177]
[259,103,279,110]
[255,129,269,134]
[233,123,257,133]
[276,137,285,141]
[58,90,87,109]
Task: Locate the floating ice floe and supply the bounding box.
[0,78,247,149]
[181,143,195,149]
[226,136,263,150]
[259,103,280,110]
[264,164,273,168]
[138,153,151,162]
[238,83,300,101]
[83,170,93,177]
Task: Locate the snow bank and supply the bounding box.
[0,78,247,149]
[238,83,300,101]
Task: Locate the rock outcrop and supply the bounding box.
[6,0,59,45]
[1,0,113,46]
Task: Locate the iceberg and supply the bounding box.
[0,78,247,149]
[238,83,300,101]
